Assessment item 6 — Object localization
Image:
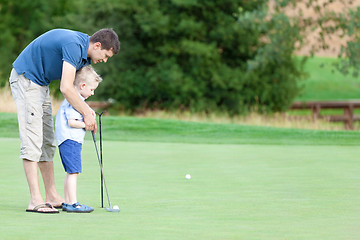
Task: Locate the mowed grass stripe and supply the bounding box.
[1,139,360,240]
[296,57,360,101]
[1,112,360,145]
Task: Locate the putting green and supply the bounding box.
[1,137,360,240]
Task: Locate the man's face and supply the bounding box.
[90,42,114,64]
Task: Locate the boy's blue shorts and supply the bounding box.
[59,139,82,174]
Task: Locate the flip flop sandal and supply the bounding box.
[26,203,59,214]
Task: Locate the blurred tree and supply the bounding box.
[0,0,73,86]
[7,0,357,113]
[272,0,360,77]
[59,0,302,113]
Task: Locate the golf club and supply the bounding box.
[91,131,120,212]
[96,111,105,208]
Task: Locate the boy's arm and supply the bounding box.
[68,119,86,129]
[60,61,97,133]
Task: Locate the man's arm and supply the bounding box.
[60,61,97,133]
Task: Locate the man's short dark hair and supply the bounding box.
[90,28,120,54]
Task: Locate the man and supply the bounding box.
[9,28,120,213]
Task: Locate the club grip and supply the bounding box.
[91,131,96,142]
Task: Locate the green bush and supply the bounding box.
[1,0,305,114]
[89,0,304,114]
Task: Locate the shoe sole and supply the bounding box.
[26,209,59,214]
[65,209,94,213]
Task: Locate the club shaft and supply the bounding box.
[99,114,103,208]
[96,111,105,208]
[92,131,112,208]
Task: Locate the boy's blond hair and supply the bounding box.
[74,65,103,86]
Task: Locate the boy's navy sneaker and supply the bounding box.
[62,203,69,211]
[63,202,94,213]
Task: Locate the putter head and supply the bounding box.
[106,207,120,212]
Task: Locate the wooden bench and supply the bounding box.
[291,100,360,130]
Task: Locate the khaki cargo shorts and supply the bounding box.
[9,68,56,162]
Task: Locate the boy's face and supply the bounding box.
[78,80,99,99]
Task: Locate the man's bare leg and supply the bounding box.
[38,161,64,207]
[23,159,56,212]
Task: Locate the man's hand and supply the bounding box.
[84,109,97,133]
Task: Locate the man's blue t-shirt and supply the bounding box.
[13,29,91,86]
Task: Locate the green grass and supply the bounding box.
[1,112,360,239]
[2,112,360,145]
[296,57,360,101]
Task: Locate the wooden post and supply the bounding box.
[312,104,321,121]
[344,105,354,130]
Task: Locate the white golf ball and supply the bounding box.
[113,205,119,210]
[185,174,191,179]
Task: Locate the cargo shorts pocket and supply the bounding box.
[26,106,36,124]
[24,81,44,125]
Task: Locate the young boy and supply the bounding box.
[55,65,102,213]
